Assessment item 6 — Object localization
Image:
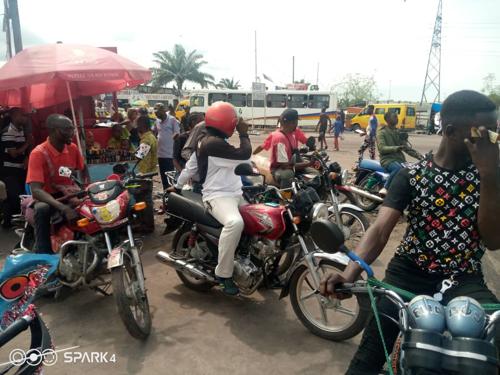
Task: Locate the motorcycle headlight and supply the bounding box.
[92,200,121,224]
[310,203,329,221]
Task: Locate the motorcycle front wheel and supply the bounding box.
[289,260,369,341]
[111,248,151,340]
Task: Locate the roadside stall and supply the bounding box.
[0,43,151,182]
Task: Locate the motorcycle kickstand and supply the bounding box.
[92,280,113,296]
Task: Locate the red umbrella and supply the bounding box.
[0,43,151,152]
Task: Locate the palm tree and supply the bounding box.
[217,78,241,90]
[151,44,214,93]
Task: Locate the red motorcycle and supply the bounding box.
[14,163,153,340]
[157,163,368,340]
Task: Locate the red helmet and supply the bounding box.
[205,101,238,137]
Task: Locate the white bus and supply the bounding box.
[188,89,337,130]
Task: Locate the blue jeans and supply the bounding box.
[384,161,403,189]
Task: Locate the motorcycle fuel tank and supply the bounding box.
[239,203,287,240]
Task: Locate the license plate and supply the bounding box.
[107,248,123,269]
[97,206,113,222]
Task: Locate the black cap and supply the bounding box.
[281,108,298,122]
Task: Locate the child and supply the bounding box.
[333,115,342,151]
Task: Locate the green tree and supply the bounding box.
[336,74,378,107]
[482,73,500,108]
[217,78,241,89]
[151,44,214,94]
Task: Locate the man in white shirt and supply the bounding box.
[155,103,180,189]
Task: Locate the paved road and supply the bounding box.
[0,132,498,374]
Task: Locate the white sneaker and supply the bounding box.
[379,188,388,196]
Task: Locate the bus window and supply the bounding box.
[407,107,415,116]
[267,94,287,108]
[375,108,385,115]
[190,96,205,107]
[228,93,247,107]
[208,93,227,105]
[288,94,308,108]
[388,107,401,115]
[246,94,264,107]
[308,94,330,109]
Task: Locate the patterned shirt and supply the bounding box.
[137,131,158,174]
[383,157,484,275]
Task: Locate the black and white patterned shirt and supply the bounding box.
[383,157,484,275]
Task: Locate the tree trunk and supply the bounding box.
[176,78,184,96]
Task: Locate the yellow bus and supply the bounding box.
[349,103,417,131]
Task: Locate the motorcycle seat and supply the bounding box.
[168,192,222,228]
[359,159,385,173]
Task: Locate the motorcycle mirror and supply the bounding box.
[112,163,128,175]
[58,166,72,178]
[310,219,346,253]
[234,163,260,177]
[135,143,151,160]
[306,136,316,149]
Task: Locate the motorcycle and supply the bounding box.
[349,133,424,211]
[310,219,500,374]
[350,158,389,211]
[296,142,370,249]
[0,252,58,374]
[157,161,369,340]
[12,153,153,340]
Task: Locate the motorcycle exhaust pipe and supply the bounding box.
[156,251,215,282]
[346,185,384,203]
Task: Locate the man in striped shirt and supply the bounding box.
[0,108,30,228]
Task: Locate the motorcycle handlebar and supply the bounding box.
[56,190,87,202]
[0,315,33,347]
[135,172,157,179]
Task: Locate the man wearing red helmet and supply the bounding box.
[175,101,252,295]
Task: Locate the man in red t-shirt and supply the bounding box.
[253,109,313,188]
[26,114,84,253]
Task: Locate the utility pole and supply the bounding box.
[420,0,442,104]
[316,62,319,86]
[292,56,295,83]
[3,0,23,58]
[254,30,258,82]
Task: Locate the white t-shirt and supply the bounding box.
[156,114,180,158]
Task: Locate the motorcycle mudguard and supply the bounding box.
[278,251,349,299]
[335,203,365,213]
[107,247,124,269]
[0,253,59,318]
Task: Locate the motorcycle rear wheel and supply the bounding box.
[356,175,384,211]
[332,207,370,251]
[172,227,215,292]
[289,260,369,341]
[111,249,151,340]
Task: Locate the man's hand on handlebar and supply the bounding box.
[320,272,352,300]
[62,206,79,222]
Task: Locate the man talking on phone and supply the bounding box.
[321,90,500,374]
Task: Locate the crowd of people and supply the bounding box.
[0,89,499,373]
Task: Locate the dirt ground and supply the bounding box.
[0,132,498,375]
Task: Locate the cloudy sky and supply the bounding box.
[5,0,500,101]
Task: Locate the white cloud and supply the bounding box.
[15,0,500,101]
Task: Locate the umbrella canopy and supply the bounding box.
[0,43,151,109]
